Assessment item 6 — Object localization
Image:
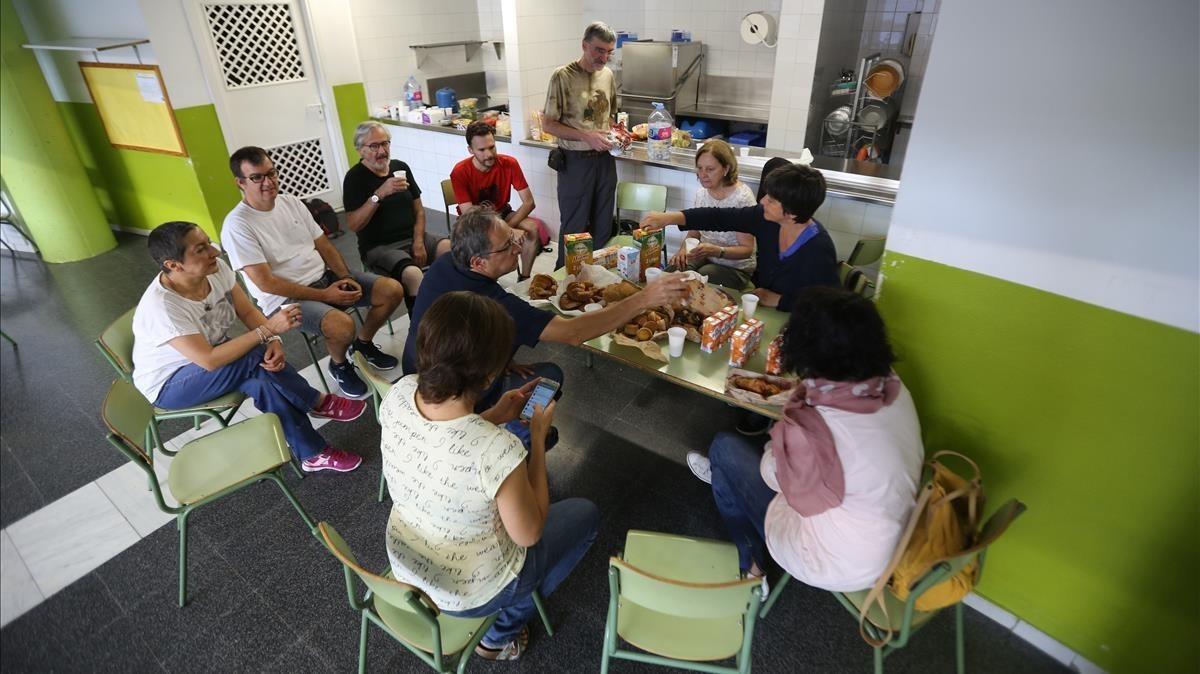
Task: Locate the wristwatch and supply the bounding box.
[369,194,381,204]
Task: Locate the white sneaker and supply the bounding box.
[686,451,712,484]
[757,573,771,601]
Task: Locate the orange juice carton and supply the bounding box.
[563,233,593,276]
[700,307,738,353]
[632,228,664,280]
[765,334,786,375]
[617,245,642,282]
[593,245,619,269]
[728,319,765,368]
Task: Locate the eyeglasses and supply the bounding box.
[244,168,279,184]
[482,239,520,257]
[364,140,391,152]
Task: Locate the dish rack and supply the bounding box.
[819,53,893,161]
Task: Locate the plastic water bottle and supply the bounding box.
[404,76,423,111]
[647,102,674,161]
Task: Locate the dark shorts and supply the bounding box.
[362,233,447,277]
[280,269,379,335]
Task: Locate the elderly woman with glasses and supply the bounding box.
[342,120,452,316]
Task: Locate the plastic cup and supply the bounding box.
[667,326,687,357]
[684,238,699,255]
[644,267,663,284]
[742,293,760,319]
[583,303,603,313]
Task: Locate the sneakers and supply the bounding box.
[735,411,772,436]
[310,395,367,422]
[301,447,362,473]
[328,359,369,399]
[686,451,712,484]
[350,338,398,370]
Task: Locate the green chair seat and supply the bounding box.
[616,599,746,662]
[375,598,492,656]
[837,586,938,633]
[167,414,291,505]
[154,390,245,414]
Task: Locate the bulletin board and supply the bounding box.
[78,63,187,157]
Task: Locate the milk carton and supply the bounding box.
[617,245,642,282]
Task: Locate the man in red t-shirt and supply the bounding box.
[450,121,540,280]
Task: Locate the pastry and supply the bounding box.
[601,280,641,304]
[731,376,794,398]
[528,274,558,300]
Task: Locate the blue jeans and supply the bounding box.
[445,498,600,647]
[710,431,777,572]
[155,346,326,460]
[476,362,564,450]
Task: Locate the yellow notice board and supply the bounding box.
[79,63,187,156]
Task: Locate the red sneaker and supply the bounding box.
[310,395,367,422]
[301,447,362,473]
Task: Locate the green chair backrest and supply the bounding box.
[352,351,394,400]
[100,379,155,464]
[615,182,667,214]
[611,557,760,619]
[847,237,886,267]
[97,308,137,378]
[317,521,440,619]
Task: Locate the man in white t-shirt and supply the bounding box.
[220,146,404,399]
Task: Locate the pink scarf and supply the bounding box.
[768,373,901,516]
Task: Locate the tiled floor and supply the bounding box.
[0,224,1075,672]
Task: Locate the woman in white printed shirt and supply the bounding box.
[379,291,599,660]
[669,139,757,290]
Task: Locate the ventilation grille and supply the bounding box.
[203,3,305,89]
[267,138,329,198]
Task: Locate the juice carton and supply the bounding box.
[616,245,642,282]
[632,228,664,280]
[593,245,619,269]
[700,307,738,353]
[563,232,593,276]
[765,334,785,375]
[728,319,766,367]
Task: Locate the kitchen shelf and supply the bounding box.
[22,37,150,63]
[410,40,502,68]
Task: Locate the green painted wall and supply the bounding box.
[0,0,115,262]
[175,104,239,234]
[877,252,1200,673]
[333,82,369,167]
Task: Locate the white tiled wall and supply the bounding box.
[857,0,939,117]
[765,0,824,151]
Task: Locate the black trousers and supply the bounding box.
[554,149,617,269]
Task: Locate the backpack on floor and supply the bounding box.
[303,197,341,238]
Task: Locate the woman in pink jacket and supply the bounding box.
[689,287,925,591]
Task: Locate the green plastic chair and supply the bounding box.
[441,179,458,230]
[316,521,554,674]
[601,530,764,674]
[758,499,1027,674]
[100,379,315,607]
[96,308,245,448]
[847,237,886,267]
[350,351,396,502]
[613,182,668,237]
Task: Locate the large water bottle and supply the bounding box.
[403,76,424,111]
[647,102,674,161]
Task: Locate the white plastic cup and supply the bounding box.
[742,293,760,319]
[583,303,603,313]
[684,238,699,255]
[644,267,663,284]
[667,326,687,357]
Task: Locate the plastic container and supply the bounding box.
[729,130,766,147]
[435,87,457,112]
[647,102,674,161]
[403,76,423,111]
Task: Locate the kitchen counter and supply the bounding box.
[374,116,512,143]
[518,139,898,205]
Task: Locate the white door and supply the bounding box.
[185,0,343,208]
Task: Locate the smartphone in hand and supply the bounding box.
[520,379,560,420]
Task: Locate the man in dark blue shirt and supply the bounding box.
[404,209,690,411]
[640,164,839,313]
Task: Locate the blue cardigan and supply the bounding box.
[682,205,840,312]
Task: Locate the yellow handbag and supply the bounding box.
[860,451,984,646]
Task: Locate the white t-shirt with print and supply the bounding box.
[380,376,528,611]
[131,259,239,403]
[220,194,325,315]
[691,182,757,271]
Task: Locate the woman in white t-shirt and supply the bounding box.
[669,139,757,290]
[379,291,599,661]
[131,221,366,473]
[689,287,924,592]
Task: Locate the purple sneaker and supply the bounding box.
[301,447,362,473]
[310,395,367,422]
